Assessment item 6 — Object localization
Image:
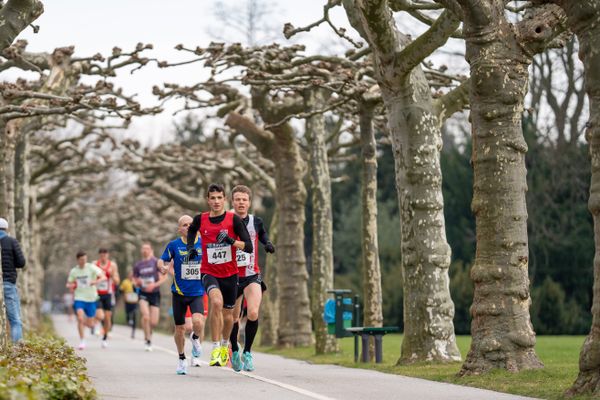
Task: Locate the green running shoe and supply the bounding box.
[209,347,222,366]
[220,345,230,366]
[243,351,254,371]
[231,350,242,371]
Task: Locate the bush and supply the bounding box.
[0,333,96,400]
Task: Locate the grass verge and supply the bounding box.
[257,335,589,400]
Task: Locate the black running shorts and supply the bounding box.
[201,273,238,309]
[172,292,205,325]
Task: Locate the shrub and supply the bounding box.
[0,333,96,399]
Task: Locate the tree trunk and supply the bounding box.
[342,0,461,364]
[306,89,337,354]
[0,0,44,52]
[561,1,600,396]
[359,101,383,361]
[457,2,551,375]
[259,210,279,346]
[271,124,313,347]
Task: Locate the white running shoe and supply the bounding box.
[78,341,86,350]
[191,356,201,367]
[101,340,108,349]
[190,332,202,358]
[145,342,153,352]
[176,358,187,375]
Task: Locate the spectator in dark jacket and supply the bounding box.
[0,217,26,341]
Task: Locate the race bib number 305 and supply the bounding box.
[207,243,232,264]
[182,261,201,280]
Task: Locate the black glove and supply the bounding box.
[187,247,199,260]
[216,231,236,245]
[265,241,275,254]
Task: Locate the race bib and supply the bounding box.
[207,243,232,265]
[236,252,252,267]
[125,292,139,303]
[96,280,109,291]
[76,276,89,288]
[141,276,155,287]
[181,261,201,280]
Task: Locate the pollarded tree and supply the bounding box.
[0,0,43,52]
[438,0,568,374]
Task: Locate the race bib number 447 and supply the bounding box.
[182,261,201,280]
[207,243,232,264]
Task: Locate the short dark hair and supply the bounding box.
[98,248,109,254]
[76,250,87,259]
[206,183,225,198]
[231,185,252,201]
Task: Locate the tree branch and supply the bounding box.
[0,0,43,52]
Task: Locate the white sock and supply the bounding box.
[221,339,229,347]
[212,341,220,349]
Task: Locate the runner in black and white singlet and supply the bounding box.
[229,185,275,372]
[187,183,253,367]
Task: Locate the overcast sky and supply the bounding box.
[5,1,466,145]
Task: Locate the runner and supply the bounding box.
[94,248,120,348]
[187,183,253,367]
[158,215,206,375]
[66,250,106,350]
[119,269,139,338]
[133,242,167,351]
[229,185,275,371]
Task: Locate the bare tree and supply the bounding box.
[0,0,43,52]
[439,0,567,374]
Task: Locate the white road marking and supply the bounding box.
[111,331,336,400]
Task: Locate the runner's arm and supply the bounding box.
[255,217,275,253]
[232,214,253,253]
[111,262,121,285]
[187,214,201,250]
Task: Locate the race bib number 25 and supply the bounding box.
[236,252,252,267]
[207,243,232,265]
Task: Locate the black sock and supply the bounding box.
[244,319,258,353]
[103,334,107,340]
[192,333,199,340]
[230,322,239,352]
[146,339,151,345]
[179,353,186,360]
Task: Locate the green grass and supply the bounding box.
[256,335,589,400]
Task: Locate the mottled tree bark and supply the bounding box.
[306,88,337,354]
[259,211,279,346]
[226,107,312,347]
[359,101,383,361]
[0,0,43,52]
[451,0,566,375]
[343,0,461,364]
[553,0,600,396]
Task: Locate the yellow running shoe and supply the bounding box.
[220,346,230,366]
[209,347,222,366]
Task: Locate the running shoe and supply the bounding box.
[77,341,86,350]
[220,345,230,366]
[145,342,153,352]
[209,347,222,366]
[176,359,187,375]
[190,332,202,358]
[231,350,242,372]
[101,340,108,349]
[191,356,202,367]
[243,352,254,371]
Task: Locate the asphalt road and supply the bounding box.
[52,314,536,400]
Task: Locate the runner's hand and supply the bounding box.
[216,231,235,245]
[265,241,276,254]
[187,248,199,259]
